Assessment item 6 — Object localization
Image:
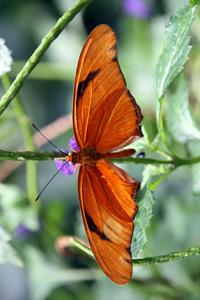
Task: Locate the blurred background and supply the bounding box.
[0,0,200,299]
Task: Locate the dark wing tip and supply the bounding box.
[126,89,143,138]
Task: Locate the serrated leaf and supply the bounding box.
[0,226,23,267]
[131,189,155,257]
[166,76,200,143]
[156,5,196,99]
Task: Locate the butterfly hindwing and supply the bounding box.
[78,159,139,285]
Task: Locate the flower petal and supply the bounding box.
[15,224,32,239]
[55,159,77,176]
[123,0,151,18]
[69,136,79,152]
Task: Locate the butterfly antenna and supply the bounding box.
[32,123,66,155]
[35,161,69,201]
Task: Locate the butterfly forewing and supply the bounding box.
[73,24,142,152]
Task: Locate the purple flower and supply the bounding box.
[69,136,79,152]
[123,0,151,18]
[55,136,79,176]
[15,224,32,239]
[55,159,77,176]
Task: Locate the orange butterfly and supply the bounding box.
[63,24,142,284]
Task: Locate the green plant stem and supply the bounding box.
[149,166,174,191]
[0,150,60,161]
[0,149,200,167]
[114,156,200,166]
[1,75,37,203]
[133,246,200,265]
[63,237,200,266]
[0,0,93,116]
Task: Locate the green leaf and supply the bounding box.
[132,125,162,156]
[156,5,196,145]
[190,0,200,6]
[156,5,196,99]
[26,247,99,300]
[0,226,23,267]
[27,247,67,300]
[166,76,200,143]
[131,189,155,257]
[148,167,174,191]
[0,183,38,232]
[141,164,167,189]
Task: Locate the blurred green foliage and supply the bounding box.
[0,0,200,300]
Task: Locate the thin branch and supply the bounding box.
[1,150,200,167]
[60,237,200,266]
[0,149,61,161]
[113,156,200,167]
[0,0,93,115]
[133,246,200,265]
